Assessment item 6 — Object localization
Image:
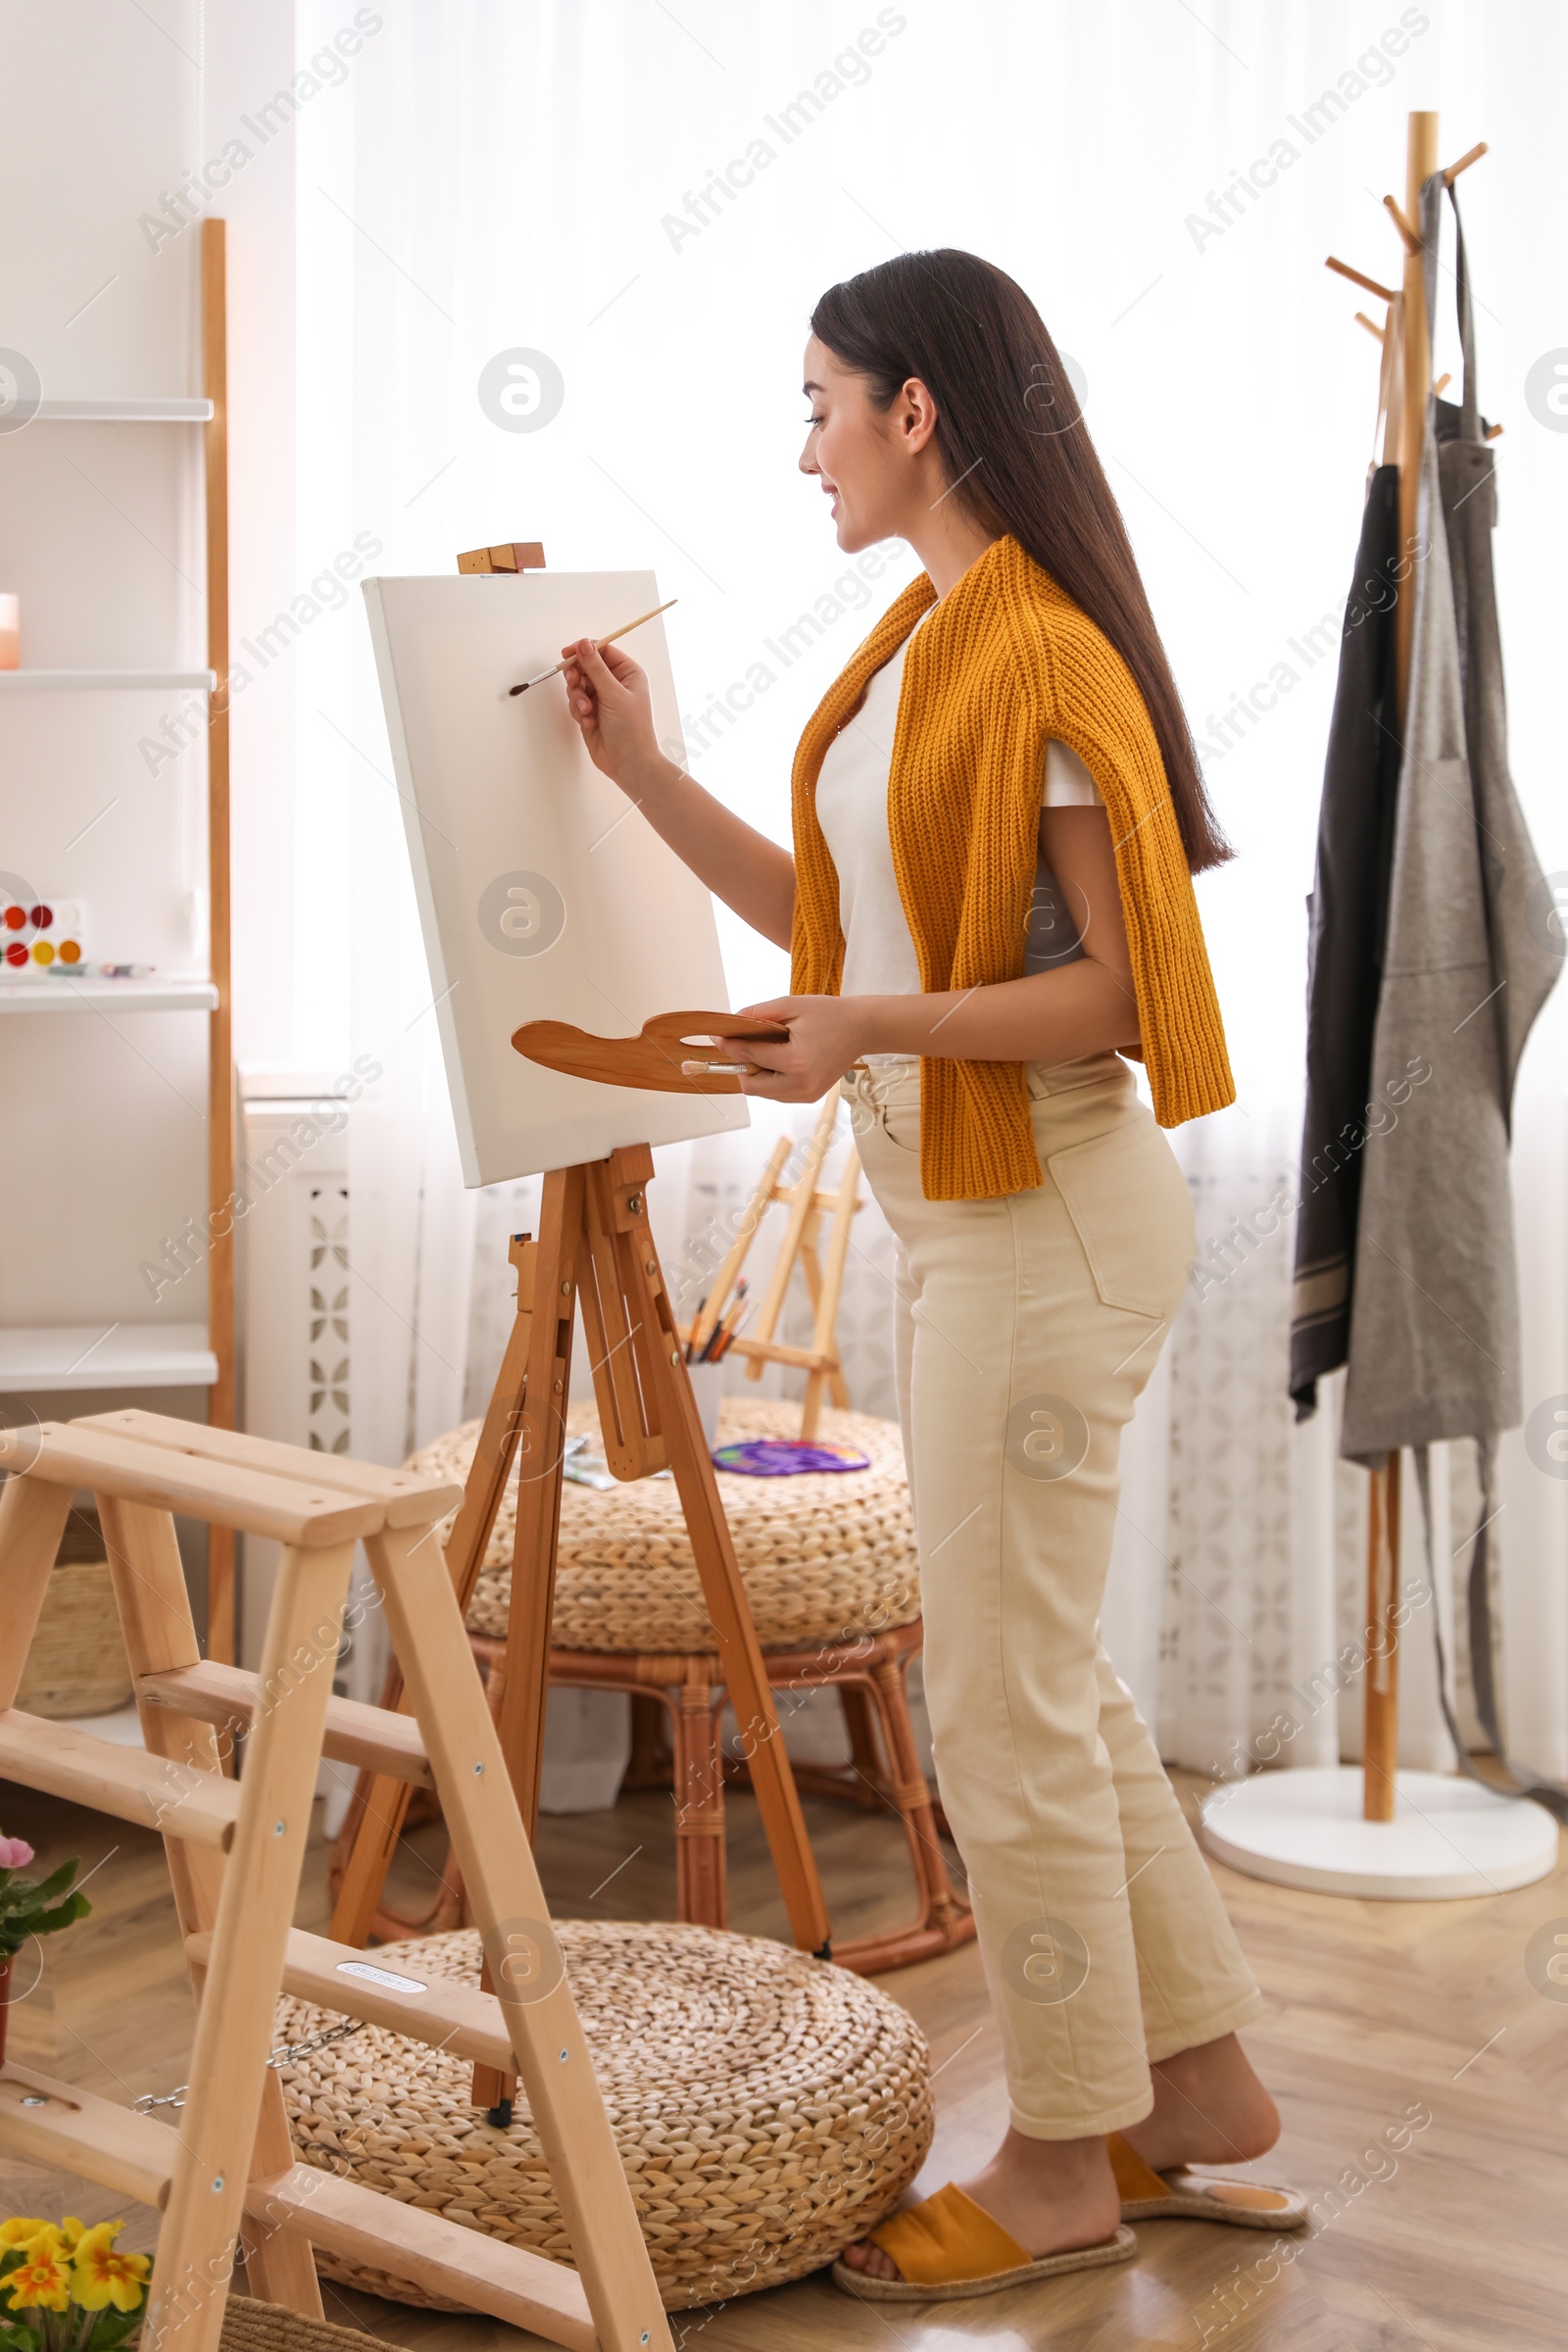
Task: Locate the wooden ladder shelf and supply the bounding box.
[0,1408,674,2352]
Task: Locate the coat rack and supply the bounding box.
[1200,113,1558,1900]
[1325,118,1487,1827]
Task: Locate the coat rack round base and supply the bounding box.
[1200,1767,1558,1901]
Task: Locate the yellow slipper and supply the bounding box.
[830,2180,1136,2304]
[1108,2132,1309,2230]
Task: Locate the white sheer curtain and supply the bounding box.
[289,0,1567,1784]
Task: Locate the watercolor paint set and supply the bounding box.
[1,890,88,971]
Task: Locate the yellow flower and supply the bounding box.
[70,2223,149,2314]
[2,2218,83,2264]
[3,2246,73,2313]
[0,2222,50,2253]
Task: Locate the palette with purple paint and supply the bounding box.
[711,1438,871,1477]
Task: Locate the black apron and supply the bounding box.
[1288,466,1401,1416]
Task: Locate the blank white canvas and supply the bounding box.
[363,570,749,1186]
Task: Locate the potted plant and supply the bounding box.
[0,2217,149,2352]
[0,1838,91,2067]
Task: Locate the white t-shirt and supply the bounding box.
[815,624,1102,1000]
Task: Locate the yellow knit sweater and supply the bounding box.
[791,533,1234,1200]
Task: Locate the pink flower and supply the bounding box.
[0,1836,35,1870]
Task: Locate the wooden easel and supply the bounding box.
[686,1094,863,1440]
[1325,115,1491,1822]
[330,1142,835,2109]
[0,1409,674,2352]
[332,545,831,2118]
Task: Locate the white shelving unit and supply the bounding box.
[0,1322,218,1395]
[0,668,216,691]
[34,399,214,423]
[1,219,237,1654]
[0,978,218,1013]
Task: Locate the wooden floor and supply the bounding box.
[2,1759,1564,2352]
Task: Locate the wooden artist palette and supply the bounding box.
[512,1008,789,1095]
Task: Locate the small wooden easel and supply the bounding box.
[0,1409,673,2352]
[686,1094,863,1440]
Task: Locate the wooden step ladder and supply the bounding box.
[0,1408,674,2352]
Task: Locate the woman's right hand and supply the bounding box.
[560,637,663,793]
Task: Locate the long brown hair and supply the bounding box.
[810,249,1232,873]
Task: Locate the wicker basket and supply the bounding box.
[17,1511,132,1719]
[409,1398,920,1655]
[215,2296,398,2352]
[275,1921,932,2312]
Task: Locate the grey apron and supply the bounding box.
[1340,173,1564,1815]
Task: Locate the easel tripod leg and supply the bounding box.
[649,1327,832,1954]
[477,1169,581,2114]
[330,1241,541,1946]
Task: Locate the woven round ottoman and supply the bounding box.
[275,1920,932,2313]
[412,1397,921,1652]
[391,1397,972,1975]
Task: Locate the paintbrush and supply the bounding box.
[509,598,678,696]
[710,1299,753,1363]
[702,1285,750,1364]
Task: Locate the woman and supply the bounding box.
[560,249,1301,2303]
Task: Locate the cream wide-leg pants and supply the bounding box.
[845,1053,1262,2139]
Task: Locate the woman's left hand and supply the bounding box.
[714,996,871,1102]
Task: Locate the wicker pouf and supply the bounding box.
[408,1398,919,1652]
[275,1921,932,2312]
